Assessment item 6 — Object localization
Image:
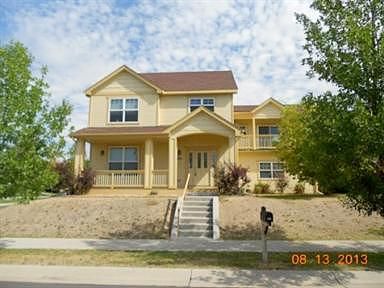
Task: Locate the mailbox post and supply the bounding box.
[260,206,273,263]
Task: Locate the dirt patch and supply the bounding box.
[0,197,172,239]
[220,196,384,240]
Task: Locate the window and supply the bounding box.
[189,152,193,169]
[109,147,138,170]
[258,126,279,135]
[109,98,138,122]
[258,125,279,147]
[259,162,284,179]
[189,98,215,112]
[203,152,208,168]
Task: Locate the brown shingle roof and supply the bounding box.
[140,71,237,92]
[71,125,170,137]
[234,105,257,112]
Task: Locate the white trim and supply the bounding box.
[108,146,140,170]
[108,97,139,123]
[188,97,215,112]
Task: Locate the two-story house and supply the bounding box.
[71,65,309,194]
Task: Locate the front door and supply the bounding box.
[188,151,215,187]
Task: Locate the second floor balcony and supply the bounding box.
[238,134,279,150]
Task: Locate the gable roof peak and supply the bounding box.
[85,65,238,96]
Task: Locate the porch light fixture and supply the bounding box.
[100,150,105,156]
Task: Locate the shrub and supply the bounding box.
[214,162,250,195]
[253,182,271,194]
[73,168,95,195]
[52,161,74,194]
[276,176,289,193]
[294,182,305,194]
[52,161,94,195]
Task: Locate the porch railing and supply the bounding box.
[94,170,144,187]
[152,170,168,187]
[238,135,279,150]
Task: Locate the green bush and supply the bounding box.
[294,182,305,194]
[276,176,289,193]
[52,161,74,194]
[253,182,271,194]
[214,162,250,195]
[52,161,94,195]
[73,168,95,195]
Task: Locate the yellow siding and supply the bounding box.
[159,95,188,125]
[238,151,315,193]
[153,142,168,170]
[90,143,108,170]
[171,112,235,138]
[253,102,282,118]
[159,94,233,125]
[89,71,158,127]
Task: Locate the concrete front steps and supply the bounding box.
[177,193,219,239]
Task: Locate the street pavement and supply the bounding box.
[1,237,384,252]
[0,265,383,287]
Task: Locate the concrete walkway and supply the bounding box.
[0,264,383,287]
[1,238,384,252]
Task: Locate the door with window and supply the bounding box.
[188,151,216,186]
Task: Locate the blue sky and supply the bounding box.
[0,0,333,132]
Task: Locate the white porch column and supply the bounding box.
[228,136,236,164]
[252,117,256,149]
[144,138,154,189]
[74,138,85,176]
[168,136,178,189]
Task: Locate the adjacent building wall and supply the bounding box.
[238,151,315,194]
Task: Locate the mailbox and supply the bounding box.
[265,211,273,226]
[260,206,273,226]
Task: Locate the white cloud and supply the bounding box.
[6,0,336,132]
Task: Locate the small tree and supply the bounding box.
[0,41,72,202]
[277,0,384,215]
[214,162,250,195]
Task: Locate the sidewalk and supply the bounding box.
[0,264,383,287]
[1,238,384,252]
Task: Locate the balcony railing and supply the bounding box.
[94,170,144,187]
[152,170,168,187]
[238,135,279,150]
[238,135,253,149]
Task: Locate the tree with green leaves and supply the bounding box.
[0,41,72,202]
[278,0,384,215]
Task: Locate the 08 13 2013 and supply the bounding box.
[291,253,368,265]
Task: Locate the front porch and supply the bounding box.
[73,133,236,191]
[72,106,238,192]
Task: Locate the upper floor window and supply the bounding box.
[109,98,138,122]
[258,126,279,135]
[189,98,215,112]
[109,147,138,170]
[258,125,279,147]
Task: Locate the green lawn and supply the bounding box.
[0,192,59,204]
[252,193,342,200]
[0,250,382,270]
